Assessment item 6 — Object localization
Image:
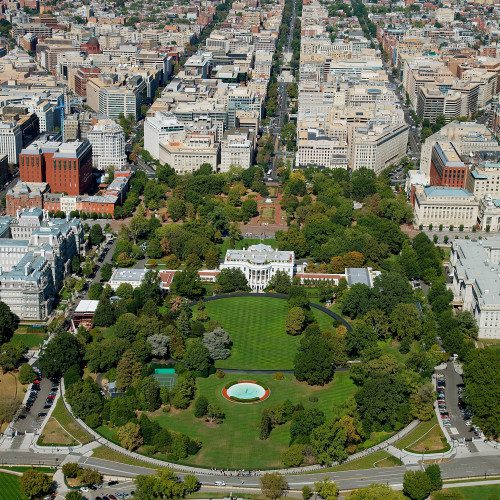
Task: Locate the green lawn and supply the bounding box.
[0,472,26,500]
[394,416,449,453]
[152,371,356,470]
[204,297,336,370]
[319,450,402,472]
[10,333,47,348]
[436,485,500,499]
[51,398,93,445]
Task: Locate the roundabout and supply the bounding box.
[222,380,270,402]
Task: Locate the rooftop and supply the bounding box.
[423,186,474,198]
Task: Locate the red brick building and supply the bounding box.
[430,141,467,188]
[5,182,49,216]
[80,37,101,55]
[48,141,93,195]
[19,140,61,183]
[74,67,101,97]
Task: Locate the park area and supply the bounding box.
[153,371,355,469]
[204,296,337,370]
[394,416,450,453]
[0,472,26,500]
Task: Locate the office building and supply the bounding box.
[0,122,23,164]
[87,119,126,170]
[450,237,500,339]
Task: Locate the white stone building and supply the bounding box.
[219,244,294,292]
[450,237,500,339]
[219,131,254,172]
[87,119,126,170]
[143,112,185,161]
[0,121,23,164]
[413,185,479,230]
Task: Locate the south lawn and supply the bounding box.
[0,472,26,500]
[152,371,356,470]
[204,296,338,370]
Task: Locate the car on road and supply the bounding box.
[215,481,226,486]
[37,412,47,418]
[80,487,89,493]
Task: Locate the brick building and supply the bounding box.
[5,182,49,215]
[19,140,93,196]
[48,141,93,195]
[19,140,61,183]
[429,141,468,188]
[73,67,101,97]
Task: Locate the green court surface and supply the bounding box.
[153,371,356,470]
[204,297,336,370]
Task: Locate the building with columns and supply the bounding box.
[219,244,294,292]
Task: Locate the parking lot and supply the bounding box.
[12,367,59,436]
[435,362,479,452]
[77,480,136,500]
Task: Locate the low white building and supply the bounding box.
[413,185,479,230]
[219,244,294,292]
[108,268,147,289]
[450,237,500,339]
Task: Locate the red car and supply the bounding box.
[46,394,56,399]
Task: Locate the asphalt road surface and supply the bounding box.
[1,451,499,492]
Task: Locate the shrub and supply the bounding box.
[274,372,284,380]
[62,462,80,478]
[215,369,225,379]
[308,395,318,403]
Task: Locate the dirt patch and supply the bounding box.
[407,425,449,453]
[39,418,78,446]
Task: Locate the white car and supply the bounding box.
[80,487,89,492]
[215,481,226,486]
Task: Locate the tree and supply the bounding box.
[137,376,161,411]
[117,422,143,451]
[71,255,81,274]
[38,332,82,379]
[65,378,104,424]
[193,395,209,418]
[88,283,103,300]
[241,199,258,220]
[345,322,377,357]
[348,484,405,499]
[302,486,312,500]
[183,339,212,373]
[206,403,225,423]
[62,462,80,478]
[90,224,105,246]
[463,347,500,439]
[285,307,306,336]
[260,473,288,499]
[215,268,250,294]
[403,470,432,500]
[148,333,170,358]
[290,408,325,444]
[116,350,143,390]
[425,464,443,492]
[372,272,414,315]
[0,342,27,371]
[0,398,20,429]
[134,469,197,500]
[93,297,115,327]
[281,444,305,467]
[0,301,19,344]
[115,313,139,342]
[341,284,373,319]
[18,363,36,384]
[389,303,421,341]
[167,197,187,222]
[171,373,196,409]
[294,335,335,385]
[351,168,377,201]
[266,270,292,293]
[171,268,204,299]
[77,467,102,486]
[20,469,52,499]
[315,478,339,499]
[202,327,232,360]
[100,262,113,282]
[410,383,435,421]
[311,420,348,465]
[66,491,84,500]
